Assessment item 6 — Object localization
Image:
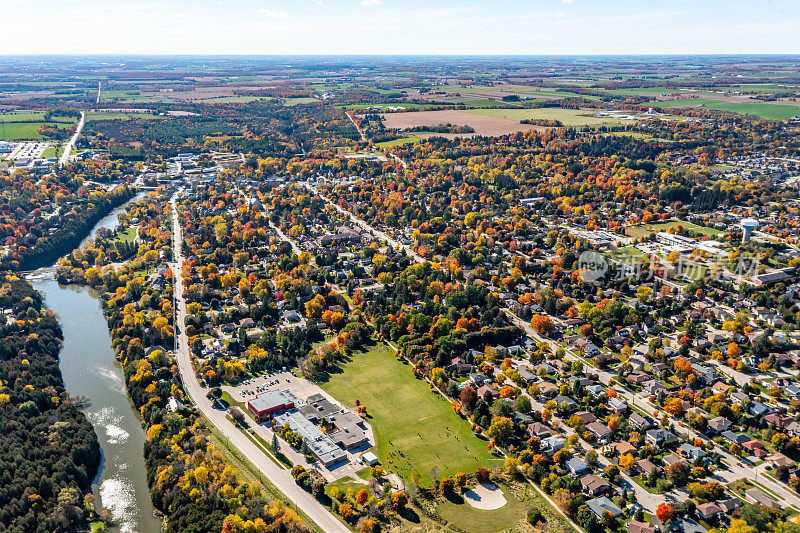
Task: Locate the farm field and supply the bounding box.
[377,109,550,137]
[651,98,800,120]
[318,342,501,486]
[0,112,75,123]
[0,121,73,140]
[283,97,319,106]
[376,136,421,147]
[86,111,161,121]
[466,107,628,127]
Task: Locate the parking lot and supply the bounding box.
[5,141,50,161]
[222,371,377,482]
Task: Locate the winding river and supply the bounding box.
[26,193,161,533]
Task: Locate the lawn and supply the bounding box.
[376,136,421,148]
[625,219,722,239]
[466,107,627,127]
[436,482,568,533]
[113,226,137,244]
[318,342,502,485]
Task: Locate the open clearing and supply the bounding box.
[467,107,630,127]
[651,98,800,120]
[625,219,723,239]
[318,342,501,485]
[376,109,550,137]
[0,121,73,141]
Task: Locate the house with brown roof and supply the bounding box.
[696,502,723,522]
[587,421,611,443]
[607,441,636,457]
[628,521,658,533]
[580,474,611,496]
[635,459,659,476]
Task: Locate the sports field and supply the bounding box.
[319,342,501,485]
[625,219,722,239]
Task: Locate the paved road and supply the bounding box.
[345,111,365,141]
[305,180,800,513]
[307,183,424,263]
[268,220,302,256]
[169,194,350,533]
[59,111,85,167]
[312,186,583,531]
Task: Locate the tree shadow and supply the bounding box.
[444,492,465,505]
[398,507,421,524]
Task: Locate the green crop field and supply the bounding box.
[319,342,501,485]
[0,112,75,123]
[194,96,272,103]
[86,111,160,121]
[376,136,421,147]
[651,98,800,120]
[467,107,627,127]
[0,121,73,140]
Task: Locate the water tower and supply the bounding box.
[740,218,758,243]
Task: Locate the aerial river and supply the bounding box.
[26,193,162,533]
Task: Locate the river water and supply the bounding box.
[27,192,161,533]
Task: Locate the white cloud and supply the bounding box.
[361,0,383,6]
[259,7,291,18]
[562,0,573,4]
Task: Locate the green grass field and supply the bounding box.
[376,136,421,147]
[195,96,272,103]
[651,98,800,120]
[0,121,73,140]
[86,111,161,121]
[0,112,75,123]
[436,482,568,533]
[466,107,627,127]
[625,219,722,239]
[283,97,319,106]
[319,342,501,485]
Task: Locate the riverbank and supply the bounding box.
[30,277,162,533]
[14,186,134,271]
[25,190,161,533]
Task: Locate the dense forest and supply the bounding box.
[0,274,101,533]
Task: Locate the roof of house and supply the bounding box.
[586,496,623,518]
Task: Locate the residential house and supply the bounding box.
[586,496,623,519]
[629,412,653,431]
[646,428,677,447]
[628,521,658,533]
[581,474,611,496]
[566,457,590,476]
[587,421,612,444]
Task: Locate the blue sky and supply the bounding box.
[1,0,799,54]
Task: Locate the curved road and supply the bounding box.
[169,194,350,533]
